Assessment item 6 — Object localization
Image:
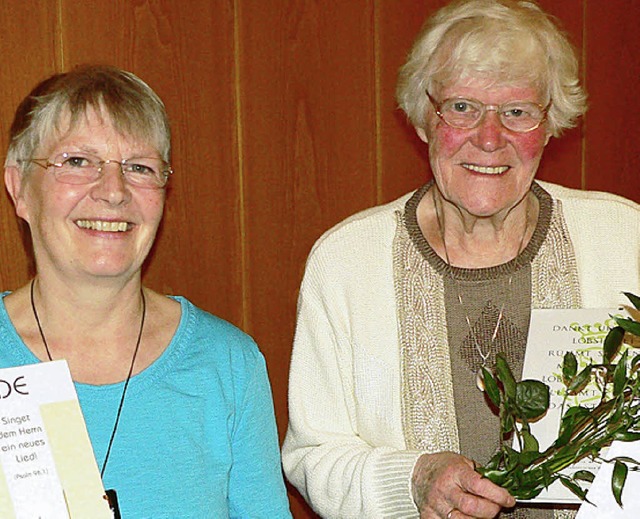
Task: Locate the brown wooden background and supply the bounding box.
[0,1,638,517]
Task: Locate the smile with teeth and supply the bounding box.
[463,163,509,175]
[76,220,130,232]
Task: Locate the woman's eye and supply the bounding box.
[63,156,92,168]
[452,101,470,113]
[505,108,526,118]
[127,163,154,175]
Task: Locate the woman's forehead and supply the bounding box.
[435,76,543,100]
[40,107,159,155]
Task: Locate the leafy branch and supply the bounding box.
[477,292,640,506]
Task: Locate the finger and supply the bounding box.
[446,509,478,519]
[459,469,516,508]
[454,492,504,518]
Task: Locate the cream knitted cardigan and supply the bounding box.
[282,182,640,518]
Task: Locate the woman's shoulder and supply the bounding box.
[306,189,417,261]
[539,180,640,213]
[169,296,262,362]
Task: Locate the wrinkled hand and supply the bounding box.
[411,451,515,518]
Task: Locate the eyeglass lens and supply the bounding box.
[49,152,169,187]
[438,98,545,132]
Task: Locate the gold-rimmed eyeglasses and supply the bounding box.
[426,91,551,133]
[20,151,173,189]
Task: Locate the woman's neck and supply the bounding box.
[31,273,144,334]
[420,186,539,269]
[3,274,145,383]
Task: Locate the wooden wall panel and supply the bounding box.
[239,0,377,427]
[535,0,584,189]
[377,0,441,203]
[584,1,640,202]
[238,2,377,516]
[59,0,243,323]
[0,2,58,291]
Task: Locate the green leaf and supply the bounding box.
[613,431,640,442]
[562,352,578,386]
[519,449,542,466]
[623,292,640,310]
[563,405,593,420]
[555,419,575,447]
[616,317,640,337]
[609,401,625,427]
[559,476,588,500]
[567,365,593,394]
[612,460,628,507]
[613,350,629,396]
[604,326,626,363]
[483,451,506,471]
[608,456,640,465]
[503,413,515,434]
[496,353,516,399]
[478,468,509,486]
[521,428,540,453]
[510,485,546,500]
[573,470,595,483]
[504,446,520,471]
[482,367,500,407]
[515,380,550,420]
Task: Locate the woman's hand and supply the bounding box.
[411,451,515,518]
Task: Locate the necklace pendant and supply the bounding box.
[475,370,486,392]
[105,489,121,519]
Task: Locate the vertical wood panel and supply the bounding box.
[377,0,444,203]
[238,1,376,516]
[0,1,59,291]
[59,0,243,323]
[584,1,640,202]
[535,0,584,189]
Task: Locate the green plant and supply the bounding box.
[477,292,640,506]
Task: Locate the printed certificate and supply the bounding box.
[520,308,623,504]
[0,360,112,518]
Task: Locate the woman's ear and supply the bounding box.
[5,166,29,221]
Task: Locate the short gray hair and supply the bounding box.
[6,64,171,169]
[396,0,587,137]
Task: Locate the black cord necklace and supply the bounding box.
[29,278,146,518]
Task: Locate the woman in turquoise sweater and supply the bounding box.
[1,65,291,518]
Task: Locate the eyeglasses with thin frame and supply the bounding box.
[426,91,551,133]
[20,151,173,189]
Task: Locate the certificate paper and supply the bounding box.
[0,361,112,518]
[520,308,623,504]
[575,439,640,518]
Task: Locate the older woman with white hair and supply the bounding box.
[282,1,640,518]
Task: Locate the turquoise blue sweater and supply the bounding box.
[0,294,291,518]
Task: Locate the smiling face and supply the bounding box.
[419,77,550,221]
[6,107,166,284]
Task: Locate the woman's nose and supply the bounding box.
[471,110,508,152]
[89,162,132,206]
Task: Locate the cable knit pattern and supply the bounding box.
[531,198,582,309]
[394,210,460,453]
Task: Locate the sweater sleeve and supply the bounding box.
[282,252,423,518]
[228,350,292,518]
